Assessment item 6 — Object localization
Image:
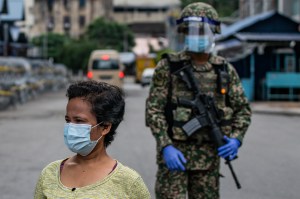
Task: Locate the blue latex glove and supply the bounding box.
[163,145,187,171]
[218,136,241,161]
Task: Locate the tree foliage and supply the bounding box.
[31,33,70,61]
[57,39,99,72]
[85,18,135,52]
[30,17,135,72]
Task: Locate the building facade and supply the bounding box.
[113,0,180,37]
[239,0,300,22]
[278,0,300,22]
[16,0,34,37]
[113,0,180,55]
[216,11,300,101]
[30,0,113,38]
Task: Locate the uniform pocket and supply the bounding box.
[173,106,191,121]
[219,106,233,137]
[172,107,192,140]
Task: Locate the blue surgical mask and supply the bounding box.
[64,122,103,156]
[184,35,211,53]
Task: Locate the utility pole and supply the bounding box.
[1,0,8,56]
[3,23,8,56]
[43,0,48,58]
[123,0,128,52]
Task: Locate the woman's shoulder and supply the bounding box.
[109,162,150,196]
[109,161,146,187]
[115,162,142,180]
[44,159,63,169]
[40,159,64,176]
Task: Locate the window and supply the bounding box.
[47,16,55,31]
[47,0,54,12]
[79,0,86,8]
[92,59,119,70]
[63,16,71,31]
[79,16,85,27]
[64,0,69,10]
[285,55,295,72]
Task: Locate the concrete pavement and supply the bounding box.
[251,101,300,116]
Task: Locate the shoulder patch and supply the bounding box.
[209,55,227,65]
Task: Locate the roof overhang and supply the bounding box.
[235,33,300,42]
[215,38,242,52]
[226,44,257,62]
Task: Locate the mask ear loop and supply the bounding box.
[95,135,103,142]
[91,121,104,142]
[91,121,104,129]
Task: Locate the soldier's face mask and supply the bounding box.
[184,35,213,53]
[176,17,216,53]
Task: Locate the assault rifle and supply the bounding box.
[174,63,241,189]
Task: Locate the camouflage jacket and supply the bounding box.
[145,51,251,170]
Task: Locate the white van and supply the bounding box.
[87,50,124,88]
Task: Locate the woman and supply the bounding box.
[34,80,151,198]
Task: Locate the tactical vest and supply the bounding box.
[163,53,233,143]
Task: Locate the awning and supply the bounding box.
[227,45,256,62]
[235,33,300,42]
[215,39,242,52]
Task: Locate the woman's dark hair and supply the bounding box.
[66,80,125,147]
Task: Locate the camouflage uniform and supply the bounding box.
[145,2,251,198]
[145,52,251,198]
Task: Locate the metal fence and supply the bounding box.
[0,57,70,110]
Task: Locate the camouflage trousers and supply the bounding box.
[155,161,220,199]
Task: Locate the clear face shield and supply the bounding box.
[176,17,217,53]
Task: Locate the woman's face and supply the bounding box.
[65,97,100,141]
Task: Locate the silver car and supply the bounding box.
[141,68,155,87]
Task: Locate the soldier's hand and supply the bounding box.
[218,136,241,160]
[162,145,187,171]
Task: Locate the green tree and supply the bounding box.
[58,39,99,73]
[30,17,136,72]
[85,17,135,52]
[180,0,239,17]
[31,33,70,61]
[31,33,98,72]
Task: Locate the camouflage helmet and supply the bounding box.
[177,2,221,34]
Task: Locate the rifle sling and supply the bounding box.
[171,138,214,144]
[162,53,231,139]
[173,119,232,128]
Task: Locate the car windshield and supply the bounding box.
[92,59,119,70]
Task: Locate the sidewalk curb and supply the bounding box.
[250,102,300,117]
[252,109,300,116]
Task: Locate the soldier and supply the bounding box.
[145,2,251,199]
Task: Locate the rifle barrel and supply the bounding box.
[226,160,242,189]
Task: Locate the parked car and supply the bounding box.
[141,68,155,87]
